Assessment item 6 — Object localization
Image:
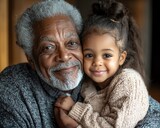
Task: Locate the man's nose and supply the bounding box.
[55,48,72,62]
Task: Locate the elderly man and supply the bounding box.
[0,0,83,127]
[0,0,160,128]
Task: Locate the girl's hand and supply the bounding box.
[54,107,78,128]
[55,96,75,111]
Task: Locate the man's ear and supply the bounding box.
[119,51,127,66]
[26,55,35,70]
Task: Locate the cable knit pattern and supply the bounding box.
[69,68,150,128]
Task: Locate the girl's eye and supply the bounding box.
[103,53,112,58]
[66,41,80,50]
[41,44,56,54]
[84,53,93,58]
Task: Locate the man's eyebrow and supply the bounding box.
[39,36,55,42]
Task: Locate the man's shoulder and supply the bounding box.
[149,96,160,111]
[0,63,35,82]
[1,63,30,75]
[0,63,38,94]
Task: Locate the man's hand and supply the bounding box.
[54,107,78,128]
[55,96,75,111]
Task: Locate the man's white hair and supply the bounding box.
[16,0,82,57]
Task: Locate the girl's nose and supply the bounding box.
[92,58,103,66]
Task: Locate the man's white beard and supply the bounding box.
[49,68,83,91]
[35,61,83,91]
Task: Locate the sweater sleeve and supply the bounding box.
[69,69,149,128]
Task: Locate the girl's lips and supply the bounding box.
[91,70,106,76]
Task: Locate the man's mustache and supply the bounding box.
[50,61,81,72]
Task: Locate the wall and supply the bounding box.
[0,0,8,71]
[9,0,39,66]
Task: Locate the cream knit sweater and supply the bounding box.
[69,68,149,128]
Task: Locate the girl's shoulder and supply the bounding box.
[121,68,139,73]
[119,68,142,78]
[112,68,144,85]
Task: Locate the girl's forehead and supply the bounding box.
[83,32,124,51]
[83,33,117,46]
[84,26,120,39]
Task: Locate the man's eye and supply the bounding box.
[103,53,112,58]
[67,41,79,49]
[41,45,56,54]
[84,53,93,58]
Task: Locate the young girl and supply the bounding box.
[55,0,149,127]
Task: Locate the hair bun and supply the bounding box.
[92,0,128,21]
[108,2,128,21]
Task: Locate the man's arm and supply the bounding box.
[136,96,160,128]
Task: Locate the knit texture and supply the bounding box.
[0,63,82,128]
[0,64,160,127]
[69,69,150,128]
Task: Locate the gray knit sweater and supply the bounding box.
[0,63,82,128]
[0,63,160,128]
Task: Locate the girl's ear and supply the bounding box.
[119,51,127,66]
[26,55,35,70]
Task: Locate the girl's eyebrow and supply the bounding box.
[83,48,92,51]
[102,49,114,52]
[83,48,114,52]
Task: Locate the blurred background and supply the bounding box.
[0,0,159,102]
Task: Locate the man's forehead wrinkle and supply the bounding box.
[37,19,78,42]
[39,33,77,43]
[64,32,78,39]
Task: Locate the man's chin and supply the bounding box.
[49,78,80,91]
[53,84,77,91]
